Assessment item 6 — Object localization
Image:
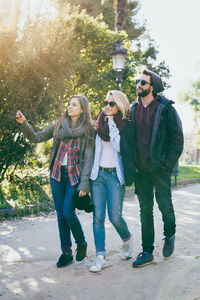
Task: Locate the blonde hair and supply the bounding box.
[106,90,130,119]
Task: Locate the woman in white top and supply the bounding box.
[90,90,133,272]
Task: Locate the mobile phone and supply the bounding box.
[7,115,19,119]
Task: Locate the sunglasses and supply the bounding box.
[135,79,151,86]
[104,101,116,107]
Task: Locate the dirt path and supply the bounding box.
[0,184,200,300]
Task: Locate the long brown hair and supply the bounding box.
[54,95,94,142]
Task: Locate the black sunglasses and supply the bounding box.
[104,101,116,107]
[135,79,151,86]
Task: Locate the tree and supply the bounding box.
[179,79,200,148]
[0,5,127,182]
[180,78,200,118]
[58,0,170,87]
[58,0,145,40]
[0,1,170,183]
[114,0,127,31]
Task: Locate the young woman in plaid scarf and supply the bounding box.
[16,95,95,268]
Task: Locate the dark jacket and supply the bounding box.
[120,120,136,186]
[20,120,95,193]
[131,95,184,172]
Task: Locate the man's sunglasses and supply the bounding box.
[104,101,116,107]
[135,79,151,86]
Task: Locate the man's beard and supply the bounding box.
[137,87,151,97]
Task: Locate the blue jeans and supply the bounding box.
[50,167,85,253]
[91,170,131,256]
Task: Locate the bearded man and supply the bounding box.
[131,69,183,267]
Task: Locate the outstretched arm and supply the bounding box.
[16,110,55,143]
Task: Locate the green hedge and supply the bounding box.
[0,175,52,210]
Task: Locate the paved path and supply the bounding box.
[0,184,200,300]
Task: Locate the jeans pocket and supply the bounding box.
[110,171,120,186]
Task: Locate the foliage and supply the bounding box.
[59,0,145,40]
[179,78,200,115]
[0,5,124,181]
[58,0,171,94]
[179,78,200,147]
[0,1,170,183]
[0,172,51,210]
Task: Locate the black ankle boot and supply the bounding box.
[163,235,175,257]
[76,242,87,261]
[56,252,73,268]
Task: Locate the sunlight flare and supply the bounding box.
[0,0,58,33]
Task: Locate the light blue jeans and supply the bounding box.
[91,170,131,256]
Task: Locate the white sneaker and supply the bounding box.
[89,255,106,272]
[123,235,133,259]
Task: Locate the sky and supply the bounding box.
[137,0,200,133]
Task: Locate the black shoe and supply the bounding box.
[163,235,175,258]
[76,242,87,261]
[56,252,73,268]
[132,251,154,268]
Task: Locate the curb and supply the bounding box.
[0,202,54,220]
[173,178,200,186]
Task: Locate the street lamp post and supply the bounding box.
[111,41,127,90]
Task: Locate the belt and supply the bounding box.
[99,166,116,173]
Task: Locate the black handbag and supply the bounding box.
[73,191,93,213]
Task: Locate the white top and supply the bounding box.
[90,120,125,185]
[99,140,116,167]
[61,152,68,166]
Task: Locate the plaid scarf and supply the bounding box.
[50,137,81,185]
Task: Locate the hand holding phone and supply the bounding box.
[16,110,26,124]
[105,115,114,122]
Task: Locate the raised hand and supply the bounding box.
[105,115,114,122]
[16,110,26,124]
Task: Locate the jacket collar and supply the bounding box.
[131,95,174,109]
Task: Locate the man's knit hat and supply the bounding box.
[149,71,164,94]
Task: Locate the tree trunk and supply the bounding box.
[114,0,127,31]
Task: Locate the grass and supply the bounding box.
[177,165,200,181]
